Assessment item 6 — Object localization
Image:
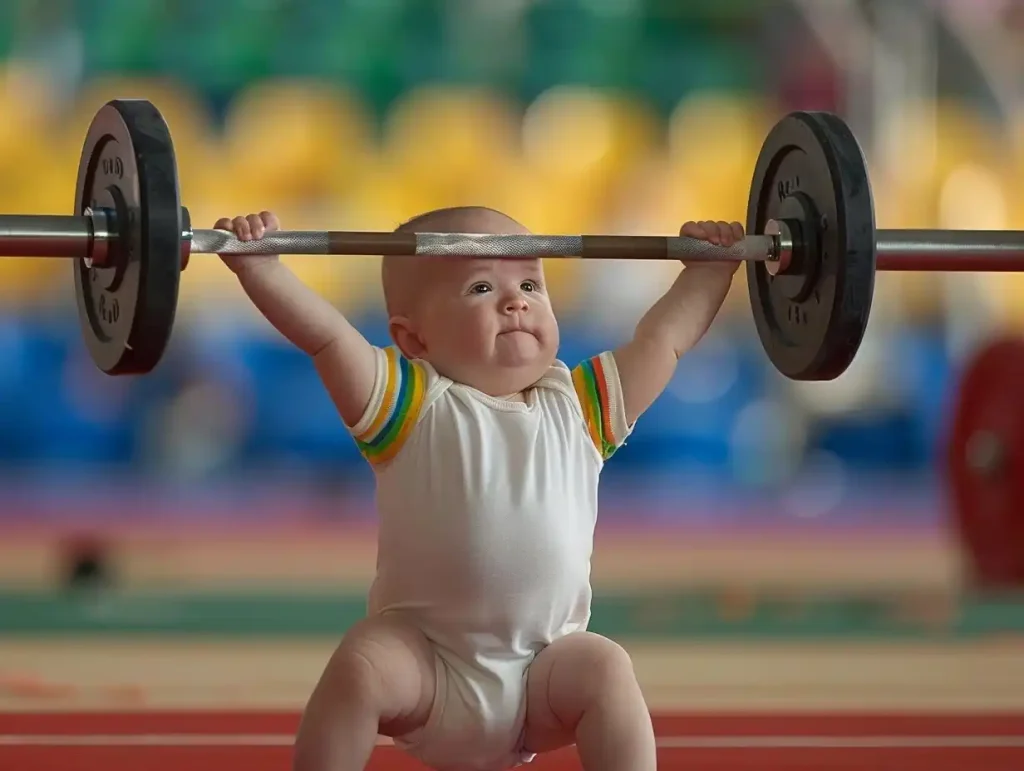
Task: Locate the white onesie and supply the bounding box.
[346,346,631,771]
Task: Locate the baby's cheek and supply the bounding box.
[442,307,489,349]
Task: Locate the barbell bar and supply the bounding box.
[4,211,1024,272]
[6,98,1024,380]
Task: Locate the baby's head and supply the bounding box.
[382,206,559,396]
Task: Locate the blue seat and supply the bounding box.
[808,328,951,473]
[891,328,953,466]
[811,412,920,472]
[235,335,362,470]
[0,316,34,462]
[1,316,139,467]
[609,334,766,481]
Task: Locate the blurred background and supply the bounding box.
[1,0,1024,651]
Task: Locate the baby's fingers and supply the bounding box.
[246,213,266,239]
[680,221,707,239]
[714,220,738,246]
[699,220,722,245]
[232,215,252,241]
[258,210,280,233]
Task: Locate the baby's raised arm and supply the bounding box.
[217,212,377,426]
[612,220,743,427]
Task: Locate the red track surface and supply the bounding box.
[2,711,1024,770]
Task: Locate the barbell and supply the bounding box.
[4,98,1024,378]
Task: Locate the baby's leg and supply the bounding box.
[522,632,656,771]
[293,615,436,771]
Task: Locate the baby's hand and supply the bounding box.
[214,211,281,274]
[680,220,745,272]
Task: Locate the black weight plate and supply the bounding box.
[947,337,1024,590]
[746,112,876,381]
[74,99,181,375]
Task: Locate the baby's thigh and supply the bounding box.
[303,614,438,737]
[522,632,641,753]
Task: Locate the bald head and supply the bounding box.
[381,206,531,317]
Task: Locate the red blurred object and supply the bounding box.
[947,337,1024,590]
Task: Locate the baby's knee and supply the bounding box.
[317,635,391,711]
[580,635,637,687]
[311,616,436,721]
[558,633,640,703]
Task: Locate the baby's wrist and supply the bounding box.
[682,260,739,272]
[231,255,279,277]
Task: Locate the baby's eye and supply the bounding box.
[469,282,492,294]
[520,280,539,293]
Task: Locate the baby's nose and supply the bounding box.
[504,295,529,313]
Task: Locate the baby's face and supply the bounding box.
[404,257,559,395]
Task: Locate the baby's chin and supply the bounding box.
[450,350,556,395]
[494,331,555,365]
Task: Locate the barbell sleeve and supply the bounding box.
[0,214,96,258]
[875,230,1024,271]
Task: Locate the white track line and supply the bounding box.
[1,734,1024,749]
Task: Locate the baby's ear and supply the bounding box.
[388,316,427,360]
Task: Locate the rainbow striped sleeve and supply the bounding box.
[348,346,428,467]
[571,351,631,461]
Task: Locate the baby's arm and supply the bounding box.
[218,213,376,426]
[612,220,743,425]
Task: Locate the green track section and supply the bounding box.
[2,588,1024,640]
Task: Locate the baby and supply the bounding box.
[214,206,743,771]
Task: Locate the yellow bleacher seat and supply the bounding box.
[0,63,60,155]
[520,86,660,213]
[0,66,79,303]
[871,162,933,230]
[0,258,65,306]
[1008,107,1024,213]
[937,162,1010,230]
[878,99,1010,228]
[222,79,375,207]
[334,152,454,229]
[999,278,1024,332]
[383,85,520,207]
[1009,112,1024,233]
[0,63,66,218]
[935,160,1015,326]
[606,157,699,236]
[963,161,1024,331]
[667,93,776,224]
[67,76,216,145]
[0,110,71,303]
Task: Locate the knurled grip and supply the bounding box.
[415,234,584,257]
[191,230,332,255]
[666,235,776,261]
